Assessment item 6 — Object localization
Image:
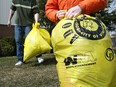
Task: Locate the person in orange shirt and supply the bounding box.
[45,0,107,23]
[45,0,108,87]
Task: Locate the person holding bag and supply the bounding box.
[45,0,107,23]
[7,0,44,66]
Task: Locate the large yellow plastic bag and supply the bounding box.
[24,24,52,62]
[51,14,116,87]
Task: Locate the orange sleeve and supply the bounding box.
[45,0,59,23]
[79,0,107,14]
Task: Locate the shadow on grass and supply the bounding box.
[23,53,57,67]
[32,58,57,67]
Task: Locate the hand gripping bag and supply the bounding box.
[51,14,116,87]
[24,24,52,62]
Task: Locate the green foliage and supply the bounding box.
[94,1,116,31]
[95,10,116,28]
[37,0,55,34]
[0,37,16,57]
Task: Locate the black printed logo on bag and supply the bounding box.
[62,15,107,44]
[74,15,106,40]
[105,48,115,61]
[62,23,72,28]
[64,56,77,66]
[64,53,97,69]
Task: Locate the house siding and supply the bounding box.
[0,0,15,38]
[0,24,14,38]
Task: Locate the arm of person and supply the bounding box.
[34,13,40,28]
[7,9,15,27]
[45,0,107,22]
[66,0,107,19]
[79,0,107,14]
[32,0,40,27]
[7,1,16,27]
[34,13,39,23]
[45,0,59,23]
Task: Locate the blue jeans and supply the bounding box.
[15,25,32,62]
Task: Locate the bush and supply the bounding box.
[0,37,16,57]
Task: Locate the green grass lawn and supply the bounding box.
[0,53,116,87]
[0,54,60,87]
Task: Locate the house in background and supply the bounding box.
[0,0,15,38]
[108,0,116,48]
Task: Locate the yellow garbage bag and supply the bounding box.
[24,23,52,62]
[51,14,116,87]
